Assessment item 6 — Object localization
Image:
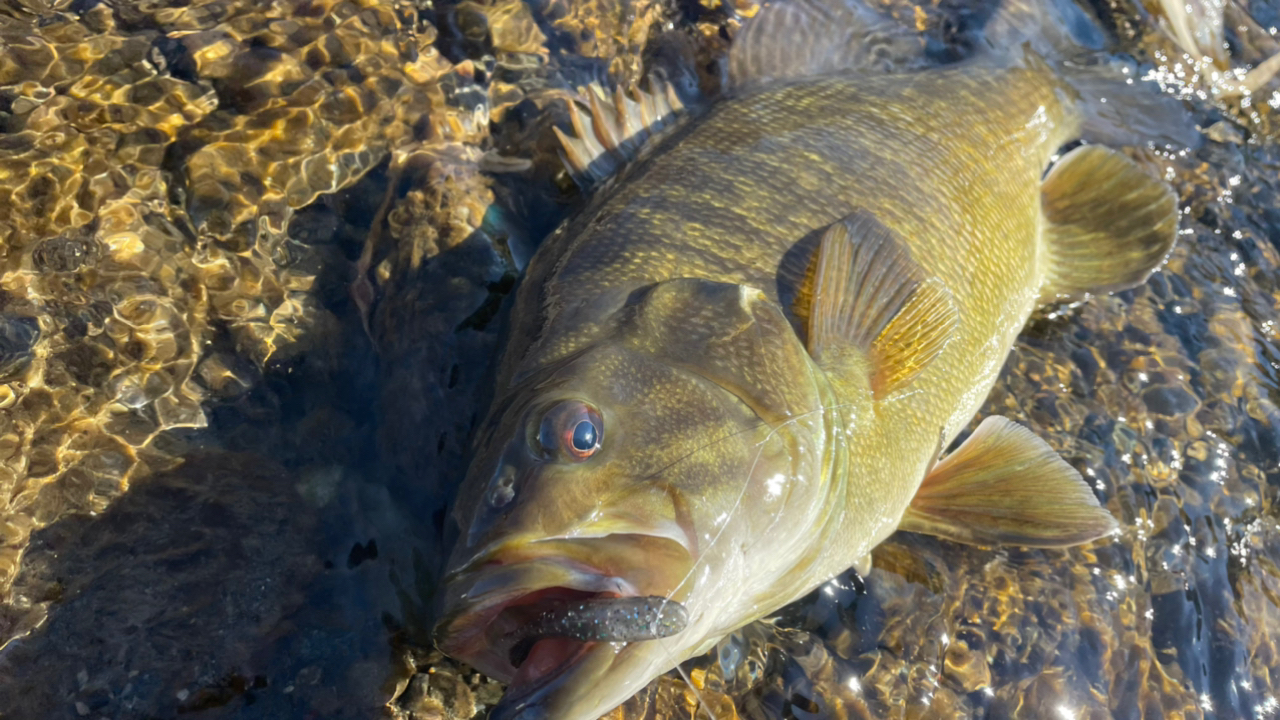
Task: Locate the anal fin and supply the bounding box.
[1038,144,1179,304]
[806,210,958,399]
[554,74,685,187]
[899,416,1120,548]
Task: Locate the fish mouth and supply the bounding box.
[434,533,694,714]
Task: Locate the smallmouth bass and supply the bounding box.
[433,2,1180,718]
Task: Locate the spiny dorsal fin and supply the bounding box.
[899,416,1120,548]
[806,210,957,399]
[728,0,926,88]
[1037,144,1179,304]
[554,74,685,187]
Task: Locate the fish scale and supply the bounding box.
[513,65,1063,469]
[435,3,1181,718]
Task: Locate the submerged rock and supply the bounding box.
[0,0,1279,718]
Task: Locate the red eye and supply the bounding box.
[538,401,603,461]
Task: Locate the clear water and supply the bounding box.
[0,0,1278,718]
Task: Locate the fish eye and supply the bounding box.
[538,400,603,461]
[571,420,596,452]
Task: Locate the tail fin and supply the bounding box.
[1037,144,1179,303]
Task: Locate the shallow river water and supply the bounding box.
[0,0,1279,718]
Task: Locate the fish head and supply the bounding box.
[435,278,836,720]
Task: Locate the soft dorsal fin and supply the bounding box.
[1037,144,1179,304]
[554,74,684,187]
[728,0,926,88]
[899,416,1120,547]
[806,210,958,399]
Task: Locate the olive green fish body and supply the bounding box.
[504,62,1075,561]
[437,33,1177,720]
[512,65,1072,378]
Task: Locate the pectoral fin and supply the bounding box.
[899,416,1120,547]
[1038,144,1178,304]
[806,210,958,399]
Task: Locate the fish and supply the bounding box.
[432,0,1182,717]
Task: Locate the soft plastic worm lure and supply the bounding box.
[509,596,689,666]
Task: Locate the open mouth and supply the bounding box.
[488,586,607,690]
[434,533,695,696]
[456,586,690,717]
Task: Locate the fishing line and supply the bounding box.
[644,363,936,717]
[650,393,861,720]
[653,413,810,718]
[674,662,710,719]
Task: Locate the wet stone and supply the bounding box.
[2,0,1280,718]
[427,669,475,719]
[31,235,97,272]
[401,674,446,719]
[0,315,40,381]
[1141,383,1201,417]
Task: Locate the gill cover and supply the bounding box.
[618,278,821,425]
[453,277,822,555]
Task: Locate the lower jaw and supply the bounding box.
[486,640,624,720]
[439,534,695,680]
[489,636,680,720]
[509,637,594,694]
[438,585,606,681]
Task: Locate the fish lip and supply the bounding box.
[444,516,697,583]
[433,533,694,685]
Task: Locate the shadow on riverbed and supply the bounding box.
[3,0,1280,718]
